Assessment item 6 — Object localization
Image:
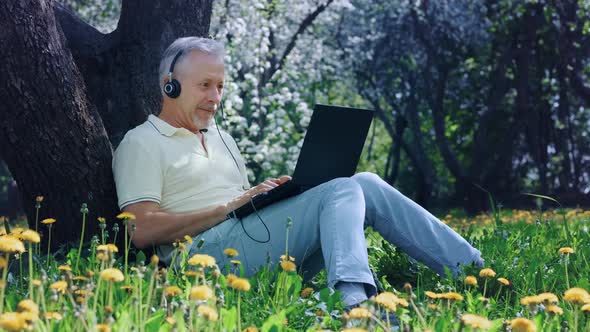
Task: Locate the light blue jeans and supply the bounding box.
[189,172,483,295]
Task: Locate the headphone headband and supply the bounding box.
[168,50,184,80]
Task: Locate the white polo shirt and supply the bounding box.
[112,115,250,262]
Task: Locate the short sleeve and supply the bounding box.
[112,136,163,210]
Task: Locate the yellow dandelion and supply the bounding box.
[0,312,27,332]
[348,307,371,319]
[35,196,44,203]
[165,316,176,325]
[497,277,510,286]
[97,217,106,223]
[73,276,88,282]
[464,276,478,286]
[341,328,368,332]
[479,268,496,278]
[558,247,575,255]
[17,230,40,243]
[461,314,491,329]
[187,254,216,268]
[564,287,590,304]
[41,218,56,225]
[280,260,297,272]
[537,292,558,305]
[49,281,68,294]
[150,255,159,266]
[424,291,440,299]
[280,255,295,262]
[374,292,398,311]
[428,303,438,310]
[185,270,202,278]
[441,292,464,301]
[58,265,72,272]
[224,248,239,257]
[96,253,110,261]
[582,303,590,313]
[97,244,119,253]
[44,312,63,320]
[164,286,182,298]
[190,285,214,301]
[301,287,314,299]
[478,296,488,302]
[396,297,409,307]
[510,318,536,332]
[119,285,133,294]
[230,277,251,292]
[17,299,39,315]
[243,327,259,332]
[74,290,88,296]
[0,236,25,253]
[184,235,193,244]
[100,268,124,282]
[32,279,42,287]
[0,256,7,269]
[96,324,111,332]
[197,304,219,321]
[545,305,563,315]
[230,259,241,265]
[520,295,542,306]
[116,212,136,220]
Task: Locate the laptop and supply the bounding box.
[230,104,374,219]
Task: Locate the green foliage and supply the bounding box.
[1,206,590,331]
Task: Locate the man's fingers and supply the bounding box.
[278,175,292,183]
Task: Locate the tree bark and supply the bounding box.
[0,0,214,248]
[0,0,117,247]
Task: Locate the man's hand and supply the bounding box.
[224,175,292,214]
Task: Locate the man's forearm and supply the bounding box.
[132,204,228,249]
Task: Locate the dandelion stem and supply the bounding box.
[46,224,52,270]
[564,257,570,289]
[75,209,87,272]
[124,219,129,278]
[28,242,33,297]
[237,294,242,332]
[0,253,9,313]
[35,207,40,255]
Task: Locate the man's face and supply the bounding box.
[173,51,225,130]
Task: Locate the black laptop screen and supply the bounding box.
[291,104,374,187]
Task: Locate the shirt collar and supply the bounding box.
[146,114,185,137]
[147,114,216,137]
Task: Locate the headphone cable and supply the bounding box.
[214,104,271,243]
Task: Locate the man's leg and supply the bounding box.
[351,172,484,276]
[189,177,377,303]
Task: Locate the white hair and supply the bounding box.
[158,37,225,91]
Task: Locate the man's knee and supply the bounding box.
[352,172,383,187]
[326,177,362,192]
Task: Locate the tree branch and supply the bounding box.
[262,0,334,83]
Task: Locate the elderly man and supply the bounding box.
[113,37,483,308]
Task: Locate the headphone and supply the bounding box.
[163,50,184,98]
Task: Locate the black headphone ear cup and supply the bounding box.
[164,79,182,98]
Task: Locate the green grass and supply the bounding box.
[0,207,589,331]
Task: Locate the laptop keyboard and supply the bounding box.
[231,180,301,218]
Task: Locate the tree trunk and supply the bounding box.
[0,0,117,248]
[0,0,213,248]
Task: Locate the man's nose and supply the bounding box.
[208,88,222,103]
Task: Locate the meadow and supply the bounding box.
[0,197,589,331]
